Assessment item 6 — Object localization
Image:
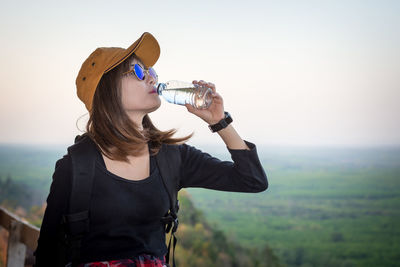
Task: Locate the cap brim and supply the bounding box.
[105,32,160,73]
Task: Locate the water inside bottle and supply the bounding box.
[161,87,195,106]
[160,86,212,109]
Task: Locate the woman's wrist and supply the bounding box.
[208,112,232,133]
[206,113,225,125]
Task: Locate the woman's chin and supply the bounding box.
[147,102,162,114]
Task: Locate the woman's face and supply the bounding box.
[120,58,161,117]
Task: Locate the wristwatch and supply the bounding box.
[208,112,233,133]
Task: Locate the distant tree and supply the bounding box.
[294,247,305,266]
[260,244,283,267]
[331,232,344,242]
[0,174,38,210]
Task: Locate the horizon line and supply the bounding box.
[1,141,400,150]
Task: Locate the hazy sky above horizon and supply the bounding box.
[0,0,399,147]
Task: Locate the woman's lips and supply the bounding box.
[149,87,158,94]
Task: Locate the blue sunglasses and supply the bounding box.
[123,64,158,84]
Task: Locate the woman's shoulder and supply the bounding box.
[52,153,72,180]
[56,152,71,166]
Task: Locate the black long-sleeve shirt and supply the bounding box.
[34,141,268,266]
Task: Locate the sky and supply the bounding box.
[0,0,399,147]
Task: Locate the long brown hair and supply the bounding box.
[85,53,192,162]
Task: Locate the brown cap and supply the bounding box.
[76,32,160,111]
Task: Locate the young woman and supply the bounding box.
[34,32,268,267]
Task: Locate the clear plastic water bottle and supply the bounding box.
[157,80,213,109]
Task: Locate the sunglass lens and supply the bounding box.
[134,64,145,80]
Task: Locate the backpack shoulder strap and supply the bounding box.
[67,134,97,215]
[63,133,98,266]
[155,143,182,267]
[155,144,181,215]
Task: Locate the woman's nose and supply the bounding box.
[145,71,156,85]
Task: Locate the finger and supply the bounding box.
[212,91,220,97]
[207,82,216,92]
[187,104,204,117]
[185,104,196,114]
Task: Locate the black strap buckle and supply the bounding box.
[161,211,179,234]
[172,217,179,233]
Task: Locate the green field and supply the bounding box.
[187,145,400,267]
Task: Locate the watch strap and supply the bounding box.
[208,112,232,133]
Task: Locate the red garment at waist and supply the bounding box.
[76,254,168,267]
